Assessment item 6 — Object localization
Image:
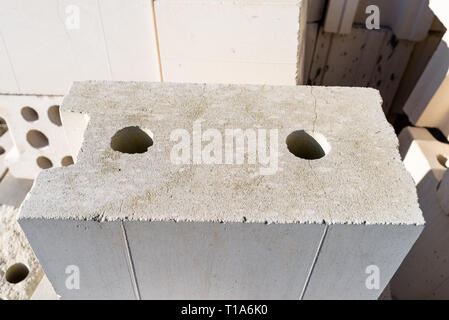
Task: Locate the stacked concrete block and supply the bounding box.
[0,0,160,95]
[18,81,423,299]
[402,1,449,139]
[155,0,308,85]
[389,126,449,299]
[0,205,43,300]
[0,95,73,179]
[307,26,415,114]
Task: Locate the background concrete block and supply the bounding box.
[0,0,160,95]
[155,0,307,85]
[389,126,449,299]
[307,26,414,113]
[19,82,423,299]
[0,205,43,300]
[0,172,33,208]
[354,0,434,41]
[0,94,73,179]
[324,0,360,35]
[403,40,449,140]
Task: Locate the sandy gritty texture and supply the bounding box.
[20,81,423,225]
[0,205,43,299]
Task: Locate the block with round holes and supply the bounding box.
[19,82,423,299]
[389,126,449,299]
[0,94,74,179]
[0,205,44,300]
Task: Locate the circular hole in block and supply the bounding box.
[111,126,153,154]
[286,130,330,160]
[48,105,62,126]
[21,106,39,122]
[5,263,29,284]
[61,155,74,166]
[26,130,49,149]
[437,154,448,168]
[36,156,53,169]
[0,146,4,155]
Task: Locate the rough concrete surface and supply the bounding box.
[0,205,43,300]
[19,82,424,299]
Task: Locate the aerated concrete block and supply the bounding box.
[0,94,73,179]
[0,0,160,94]
[19,82,423,299]
[389,127,449,299]
[156,0,308,85]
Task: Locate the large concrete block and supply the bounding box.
[19,82,423,299]
[155,0,307,85]
[389,126,449,299]
[0,94,73,179]
[0,0,160,95]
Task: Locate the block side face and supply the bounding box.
[22,82,422,226]
[302,224,423,300]
[125,221,325,299]
[18,219,135,300]
[155,0,302,85]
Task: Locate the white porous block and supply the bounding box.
[389,127,449,299]
[353,0,434,42]
[155,0,307,85]
[0,205,43,300]
[0,94,73,179]
[0,0,160,94]
[19,82,423,299]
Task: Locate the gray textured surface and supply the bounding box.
[20,81,423,225]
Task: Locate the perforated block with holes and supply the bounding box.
[0,205,43,300]
[0,95,74,179]
[19,81,423,299]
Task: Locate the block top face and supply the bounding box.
[19,81,423,225]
